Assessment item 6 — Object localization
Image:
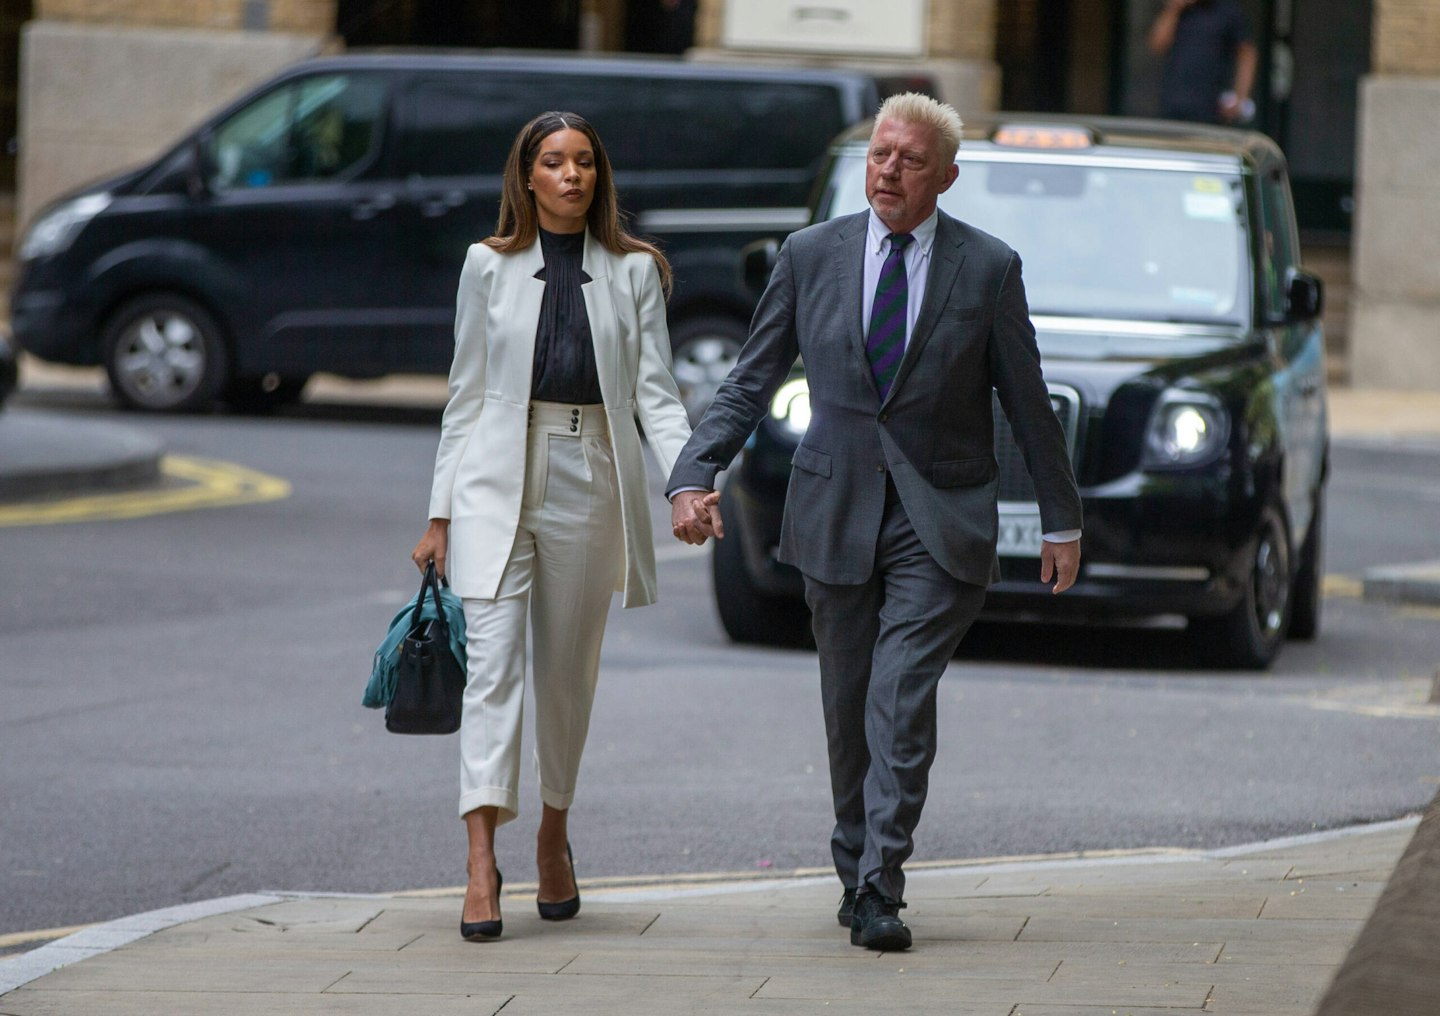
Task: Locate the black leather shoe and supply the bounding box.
[850,891,911,951]
[537,842,581,921]
[837,887,857,927]
[460,868,503,941]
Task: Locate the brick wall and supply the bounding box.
[35,0,334,34]
[1373,0,1440,75]
[927,0,993,62]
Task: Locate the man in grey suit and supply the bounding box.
[669,94,1082,951]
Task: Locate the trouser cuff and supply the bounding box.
[458,786,519,825]
[539,783,577,812]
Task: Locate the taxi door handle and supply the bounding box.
[419,190,468,218]
[351,193,397,220]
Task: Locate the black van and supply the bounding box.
[11,52,882,413]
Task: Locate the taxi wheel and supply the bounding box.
[711,487,811,647]
[1287,487,1324,641]
[1192,505,1292,670]
[102,293,228,413]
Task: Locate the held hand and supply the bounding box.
[411,519,450,578]
[1040,539,1081,595]
[671,490,724,545]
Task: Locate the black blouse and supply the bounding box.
[531,228,602,405]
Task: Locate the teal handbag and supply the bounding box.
[364,563,467,731]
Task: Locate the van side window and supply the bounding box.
[207,74,385,189]
[650,81,843,171]
[1258,169,1299,320]
[396,78,534,177]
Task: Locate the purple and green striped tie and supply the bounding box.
[865,232,914,399]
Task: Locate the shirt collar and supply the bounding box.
[867,207,939,256]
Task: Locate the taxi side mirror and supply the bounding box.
[1284,269,1323,322]
[741,238,779,296]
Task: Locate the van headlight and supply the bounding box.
[1143,391,1229,468]
[18,193,112,260]
[769,377,811,437]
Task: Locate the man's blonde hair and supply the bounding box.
[873,92,964,165]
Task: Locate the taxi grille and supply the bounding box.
[993,386,1080,503]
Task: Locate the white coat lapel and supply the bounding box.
[508,240,547,397]
[580,231,619,405]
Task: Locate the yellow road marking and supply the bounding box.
[1323,574,1363,599]
[0,456,290,527]
[1307,700,1440,720]
[0,924,90,949]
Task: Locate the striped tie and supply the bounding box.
[865,232,914,399]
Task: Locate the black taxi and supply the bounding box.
[713,116,1328,670]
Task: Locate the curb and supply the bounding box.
[0,894,282,995]
[1362,562,1440,607]
[0,411,162,501]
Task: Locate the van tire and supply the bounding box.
[671,315,746,424]
[102,294,228,413]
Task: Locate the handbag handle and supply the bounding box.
[410,561,451,637]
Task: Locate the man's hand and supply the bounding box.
[671,490,724,545]
[1040,539,1081,595]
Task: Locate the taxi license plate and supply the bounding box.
[997,506,1044,557]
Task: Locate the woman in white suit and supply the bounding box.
[411,111,717,941]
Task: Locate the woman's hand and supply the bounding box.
[671,490,723,545]
[411,519,450,577]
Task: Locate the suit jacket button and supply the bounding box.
[878,412,888,422]
[876,464,885,473]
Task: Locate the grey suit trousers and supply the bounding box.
[804,482,986,903]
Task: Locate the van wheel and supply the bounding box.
[102,294,227,412]
[711,486,811,647]
[1190,505,1291,669]
[224,373,310,414]
[1287,487,1324,641]
[671,316,745,424]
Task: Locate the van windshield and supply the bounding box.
[827,154,1250,327]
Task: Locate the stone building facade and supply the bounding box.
[1350,0,1440,388]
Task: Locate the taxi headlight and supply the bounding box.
[18,193,112,260]
[769,377,811,437]
[1143,392,1229,468]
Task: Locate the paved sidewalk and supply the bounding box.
[0,819,1416,1015]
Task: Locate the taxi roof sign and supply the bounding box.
[992,124,1095,150]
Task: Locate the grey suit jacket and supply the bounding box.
[667,209,1082,587]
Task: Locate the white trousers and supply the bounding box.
[458,401,622,823]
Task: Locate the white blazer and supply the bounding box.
[428,232,693,608]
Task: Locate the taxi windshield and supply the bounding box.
[828,153,1250,327]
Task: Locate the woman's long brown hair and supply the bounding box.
[484,111,672,295]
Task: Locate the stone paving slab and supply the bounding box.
[0,821,1420,1016]
[1017,914,1368,943]
[0,989,517,1016]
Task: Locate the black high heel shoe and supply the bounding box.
[537,842,581,921]
[460,867,503,941]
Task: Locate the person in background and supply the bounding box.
[1149,0,1258,125]
[411,110,713,943]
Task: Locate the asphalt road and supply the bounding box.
[3,391,1439,945]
